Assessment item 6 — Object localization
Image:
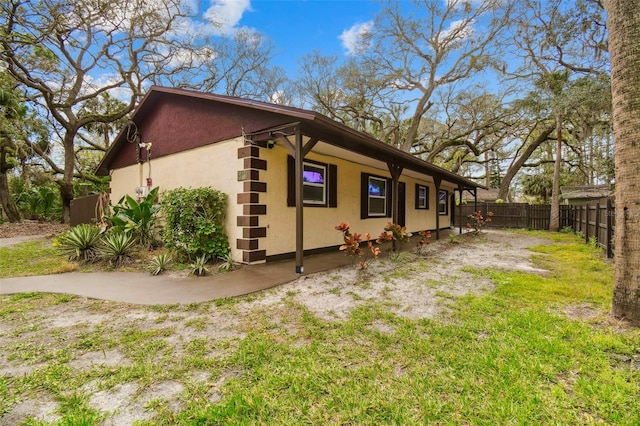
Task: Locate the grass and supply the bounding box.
[1,231,639,424]
[0,240,76,278]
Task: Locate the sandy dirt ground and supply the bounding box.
[0,229,554,425]
[0,221,68,247]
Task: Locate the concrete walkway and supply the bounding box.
[0,250,352,305]
[1,230,460,305]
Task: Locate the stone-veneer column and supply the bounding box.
[236,145,267,263]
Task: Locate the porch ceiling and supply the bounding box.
[310,142,441,185]
[247,121,483,191]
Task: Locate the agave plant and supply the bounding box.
[189,255,209,276]
[217,252,236,272]
[148,253,172,276]
[98,230,136,267]
[55,224,102,262]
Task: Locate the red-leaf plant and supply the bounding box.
[466,211,494,235]
[335,223,380,269]
[378,222,412,259]
[417,230,432,255]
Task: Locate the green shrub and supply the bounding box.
[55,224,101,262]
[161,187,230,261]
[98,230,136,267]
[12,182,62,221]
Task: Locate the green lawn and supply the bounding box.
[0,240,76,278]
[0,231,638,425]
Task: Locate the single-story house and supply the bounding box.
[97,86,483,273]
[462,188,501,203]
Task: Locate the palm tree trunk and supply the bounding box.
[608,0,640,325]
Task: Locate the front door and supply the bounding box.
[398,182,406,227]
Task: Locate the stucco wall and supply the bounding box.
[260,145,454,257]
[109,137,456,262]
[109,138,245,262]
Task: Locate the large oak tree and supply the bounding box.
[1,0,284,222]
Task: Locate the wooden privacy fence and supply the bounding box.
[455,201,615,258]
[70,194,101,227]
[571,200,615,258]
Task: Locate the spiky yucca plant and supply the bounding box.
[189,255,209,276]
[99,231,136,267]
[148,253,172,276]
[55,224,101,262]
[217,252,236,272]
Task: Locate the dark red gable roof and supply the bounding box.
[96,86,483,190]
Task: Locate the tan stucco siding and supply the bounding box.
[109,137,456,261]
[108,138,245,262]
[260,145,454,257]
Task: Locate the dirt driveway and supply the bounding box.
[0,229,552,424]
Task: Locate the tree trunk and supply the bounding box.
[60,132,76,224]
[549,113,562,232]
[497,126,555,200]
[0,145,21,222]
[0,171,20,222]
[608,0,640,325]
[485,151,491,188]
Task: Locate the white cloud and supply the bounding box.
[438,19,475,44]
[167,46,217,68]
[445,0,485,8]
[203,0,252,36]
[339,21,373,56]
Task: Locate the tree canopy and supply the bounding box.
[0,0,614,222]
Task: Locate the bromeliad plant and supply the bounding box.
[335,223,380,269]
[107,187,161,249]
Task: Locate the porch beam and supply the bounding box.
[302,138,319,157]
[275,134,295,157]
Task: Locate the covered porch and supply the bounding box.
[246,120,482,274]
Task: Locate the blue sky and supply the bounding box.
[197,0,382,76]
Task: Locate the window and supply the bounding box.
[287,156,337,207]
[302,163,326,204]
[438,190,448,215]
[415,184,429,209]
[368,176,387,216]
[360,173,392,219]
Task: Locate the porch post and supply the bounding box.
[387,163,403,225]
[295,129,304,274]
[434,177,442,240]
[459,186,464,235]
